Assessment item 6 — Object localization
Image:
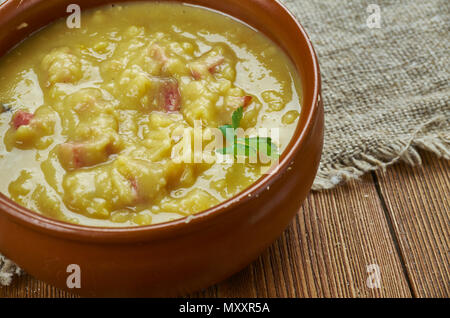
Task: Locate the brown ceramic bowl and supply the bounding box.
[0,0,323,297]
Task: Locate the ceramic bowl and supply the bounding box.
[0,0,323,297]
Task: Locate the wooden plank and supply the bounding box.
[0,274,75,298]
[192,174,412,297]
[1,175,413,298]
[375,151,449,297]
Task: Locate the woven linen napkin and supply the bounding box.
[1,0,449,286]
[281,0,449,189]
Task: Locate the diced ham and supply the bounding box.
[206,55,225,73]
[58,142,84,169]
[191,69,202,81]
[58,138,114,170]
[149,44,168,64]
[13,110,34,129]
[241,95,253,108]
[228,95,253,109]
[159,78,181,112]
[189,53,225,80]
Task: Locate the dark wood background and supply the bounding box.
[1,150,448,298]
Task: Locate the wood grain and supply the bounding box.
[192,174,412,298]
[374,151,449,297]
[1,153,448,298]
[0,274,75,298]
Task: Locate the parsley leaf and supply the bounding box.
[219,124,235,143]
[231,106,244,129]
[240,137,279,158]
[216,107,279,159]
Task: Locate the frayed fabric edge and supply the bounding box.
[313,116,449,190]
[0,254,22,286]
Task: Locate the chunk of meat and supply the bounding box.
[5,106,57,151]
[241,95,253,108]
[61,157,168,218]
[191,70,202,81]
[206,55,225,73]
[189,52,225,80]
[145,43,169,75]
[149,44,168,64]
[58,143,83,169]
[227,95,253,109]
[12,110,34,129]
[158,78,181,112]
[58,137,114,170]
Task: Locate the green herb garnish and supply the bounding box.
[216,106,279,159]
[231,106,243,129]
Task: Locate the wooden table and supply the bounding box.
[1,150,448,298]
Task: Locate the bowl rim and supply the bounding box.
[0,0,321,243]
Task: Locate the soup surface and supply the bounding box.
[0,2,301,227]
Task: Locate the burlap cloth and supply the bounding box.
[1,0,449,286]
